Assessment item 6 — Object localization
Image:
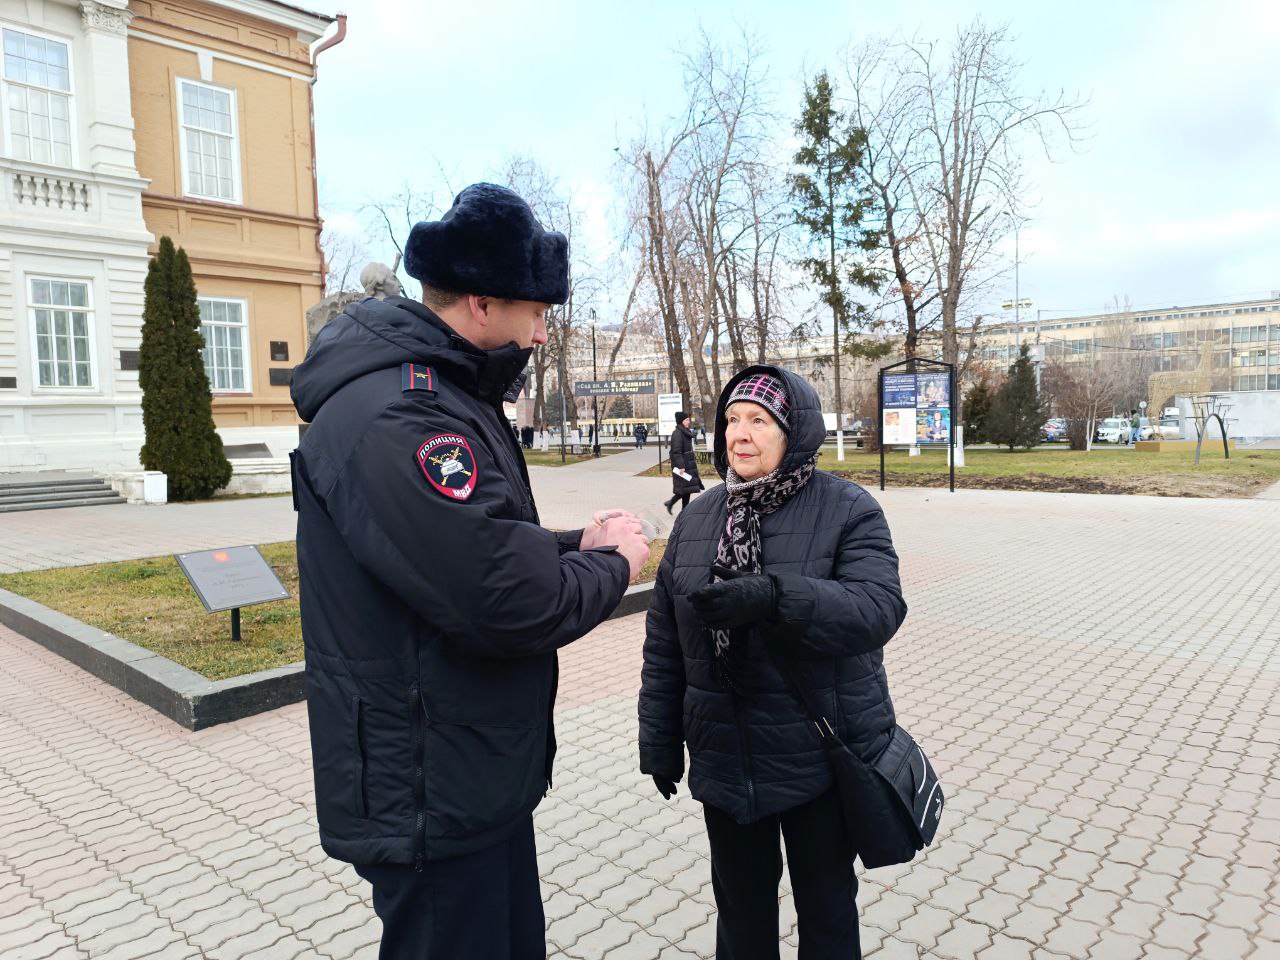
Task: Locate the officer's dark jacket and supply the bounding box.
[639,365,907,824]
[291,296,630,865]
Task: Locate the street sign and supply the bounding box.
[573,378,656,397]
[176,545,289,614]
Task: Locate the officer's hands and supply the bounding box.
[580,509,638,551]
[653,775,678,800]
[689,571,778,628]
[598,515,650,583]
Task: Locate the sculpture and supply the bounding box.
[306,257,403,344]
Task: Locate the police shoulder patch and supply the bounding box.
[416,434,478,501]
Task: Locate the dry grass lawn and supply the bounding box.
[0,538,670,682]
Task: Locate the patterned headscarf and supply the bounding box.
[710,452,817,688]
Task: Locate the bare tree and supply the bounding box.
[845,39,941,356]
[622,28,787,426]
[319,225,367,296]
[361,183,448,298]
[1043,356,1117,451]
[847,21,1085,420]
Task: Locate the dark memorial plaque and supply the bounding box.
[176,545,289,613]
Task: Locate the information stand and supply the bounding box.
[878,357,957,493]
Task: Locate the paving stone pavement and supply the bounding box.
[1,487,1278,958]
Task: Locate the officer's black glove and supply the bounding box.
[689,569,778,629]
[653,775,678,800]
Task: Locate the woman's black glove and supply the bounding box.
[689,567,778,628]
[653,775,678,800]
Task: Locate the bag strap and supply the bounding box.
[764,640,843,748]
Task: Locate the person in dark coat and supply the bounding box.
[639,366,908,959]
[634,423,645,449]
[664,411,703,514]
[291,183,650,960]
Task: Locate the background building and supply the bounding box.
[0,0,153,470]
[978,295,1280,395]
[127,0,333,455]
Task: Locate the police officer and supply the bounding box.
[290,183,650,960]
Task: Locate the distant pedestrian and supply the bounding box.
[634,423,645,449]
[640,366,909,959]
[640,423,649,448]
[664,412,703,515]
[1130,412,1140,445]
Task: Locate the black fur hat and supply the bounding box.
[404,183,569,304]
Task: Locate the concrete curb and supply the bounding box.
[0,582,655,731]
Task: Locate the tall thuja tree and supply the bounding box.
[791,70,887,428]
[987,344,1046,450]
[963,377,995,443]
[139,237,232,500]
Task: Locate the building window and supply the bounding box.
[177,79,240,202]
[198,297,249,391]
[1270,374,1279,390]
[30,278,93,388]
[2,27,73,166]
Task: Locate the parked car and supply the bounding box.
[1141,416,1181,440]
[1095,417,1132,444]
[1040,418,1069,443]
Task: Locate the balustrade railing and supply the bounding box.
[12,171,91,211]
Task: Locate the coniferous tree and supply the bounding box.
[986,344,1047,450]
[963,380,994,444]
[791,71,887,428]
[606,395,634,420]
[139,237,232,500]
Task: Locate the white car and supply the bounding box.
[1141,416,1181,440]
[1095,417,1132,444]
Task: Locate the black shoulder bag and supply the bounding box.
[768,648,944,869]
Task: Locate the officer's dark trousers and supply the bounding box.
[354,816,544,960]
[703,790,859,960]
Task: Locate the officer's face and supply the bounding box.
[476,297,551,350]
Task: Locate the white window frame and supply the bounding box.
[198,296,252,394]
[27,275,97,392]
[0,21,78,168]
[175,77,242,204]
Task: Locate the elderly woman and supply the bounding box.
[639,366,907,959]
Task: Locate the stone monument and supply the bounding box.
[305,256,403,345]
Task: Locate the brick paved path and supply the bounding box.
[2,489,1278,958]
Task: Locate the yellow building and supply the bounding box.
[126,0,337,450]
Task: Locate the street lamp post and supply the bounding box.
[590,309,600,458]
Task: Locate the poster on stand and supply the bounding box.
[882,374,918,409]
[657,393,684,435]
[916,408,951,445]
[916,372,950,409]
[882,408,915,445]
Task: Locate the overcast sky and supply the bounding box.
[312,0,1280,325]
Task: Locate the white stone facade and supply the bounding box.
[0,0,152,471]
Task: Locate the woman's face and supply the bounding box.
[725,401,786,481]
